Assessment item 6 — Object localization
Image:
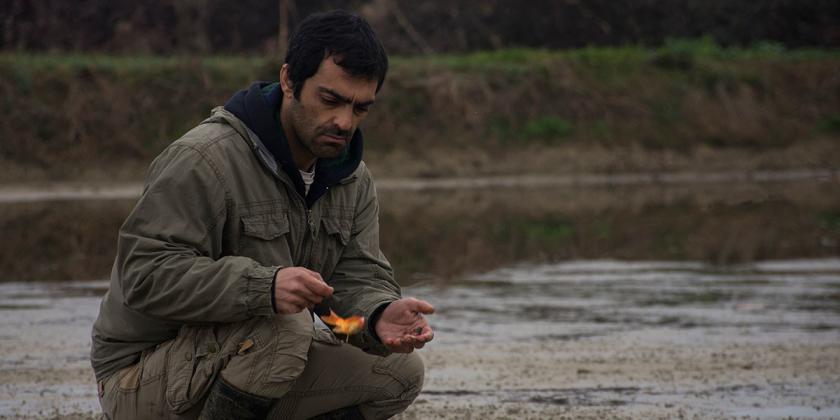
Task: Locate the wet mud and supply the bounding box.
[400,261,840,418]
[2,260,839,418]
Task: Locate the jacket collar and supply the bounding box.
[223,81,363,208]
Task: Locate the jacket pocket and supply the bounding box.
[322,215,351,246]
[164,325,223,414]
[239,212,293,266]
[314,209,353,277]
[117,361,142,392]
[242,213,290,240]
[312,327,343,346]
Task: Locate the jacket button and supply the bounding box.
[185,353,192,361]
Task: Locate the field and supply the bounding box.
[1,41,838,183]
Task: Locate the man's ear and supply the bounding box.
[279,64,294,98]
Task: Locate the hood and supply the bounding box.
[223,81,363,208]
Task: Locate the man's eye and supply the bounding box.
[322,97,339,105]
[354,106,370,115]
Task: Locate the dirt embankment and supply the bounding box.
[1,47,839,183]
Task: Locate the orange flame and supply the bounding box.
[320,309,365,337]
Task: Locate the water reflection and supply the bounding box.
[382,180,840,281]
[0,180,838,283]
[421,259,840,346]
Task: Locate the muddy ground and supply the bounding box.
[2,259,839,419]
[4,335,839,419]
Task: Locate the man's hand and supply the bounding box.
[374,298,435,353]
[273,267,333,314]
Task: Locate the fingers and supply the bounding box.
[299,273,334,298]
[275,301,306,314]
[274,267,334,314]
[415,329,434,343]
[294,267,334,297]
[410,324,434,346]
[384,333,432,353]
[302,267,324,281]
[405,298,435,315]
[280,278,326,307]
[283,293,313,311]
[383,337,414,353]
[290,284,327,306]
[383,323,435,353]
[377,298,436,353]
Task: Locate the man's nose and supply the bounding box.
[334,107,353,132]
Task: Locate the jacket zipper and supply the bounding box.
[303,208,317,268]
[307,209,316,239]
[274,172,329,269]
[273,173,310,267]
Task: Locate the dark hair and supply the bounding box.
[284,10,389,98]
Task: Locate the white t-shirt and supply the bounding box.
[300,165,315,196]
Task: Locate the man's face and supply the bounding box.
[283,57,378,162]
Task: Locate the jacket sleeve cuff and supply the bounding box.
[367,302,390,342]
[270,266,286,314]
[350,299,395,357]
[244,265,279,317]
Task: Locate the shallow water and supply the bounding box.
[411,259,840,346]
[1,169,836,203]
[2,178,840,284]
[2,259,839,418]
[410,259,840,418]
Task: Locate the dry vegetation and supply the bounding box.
[1,44,839,183]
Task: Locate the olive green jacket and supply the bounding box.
[91,107,400,381]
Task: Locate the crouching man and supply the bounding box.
[90,10,434,420]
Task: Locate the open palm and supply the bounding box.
[374,297,435,353]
